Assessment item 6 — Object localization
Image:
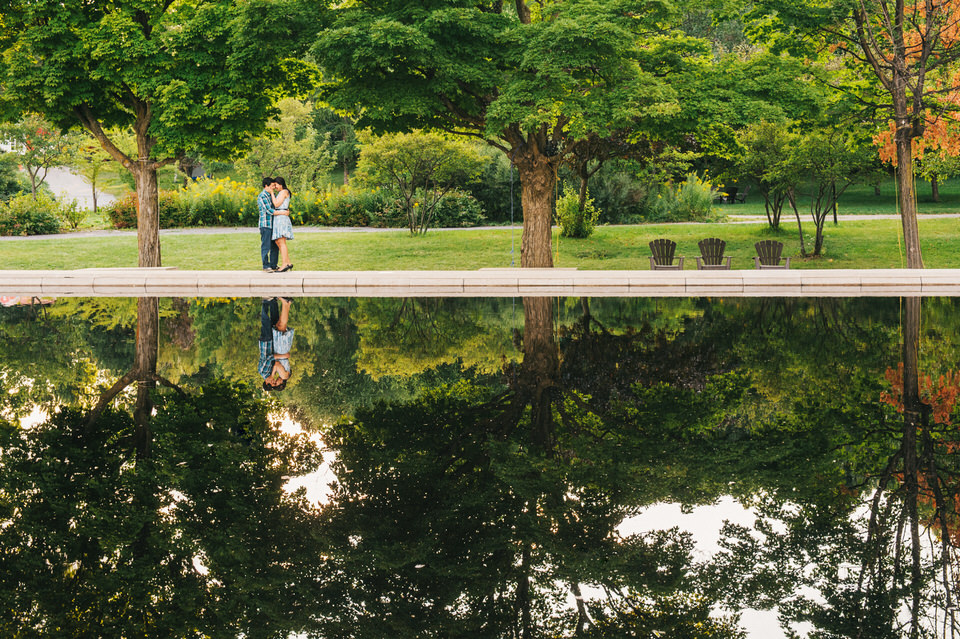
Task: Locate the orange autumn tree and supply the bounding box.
[751,0,960,268]
[881,363,960,543]
[874,84,960,201]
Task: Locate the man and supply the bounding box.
[258,177,279,272]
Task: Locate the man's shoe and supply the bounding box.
[263,267,277,273]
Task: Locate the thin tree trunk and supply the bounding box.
[901,296,922,639]
[930,175,940,202]
[831,183,838,224]
[895,132,923,268]
[578,174,589,212]
[788,190,807,257]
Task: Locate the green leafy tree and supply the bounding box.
[788,127,877,257]
[0,382,325,637]
[0,153,26,200]
[734,121,798,230]
[0,114,72,199]
[355,131,487,235]
[747,0,960,268]
[315,0,682,265]
[66,135,116,213]
[0,0,316,266]
[314,107,360,185]
[917,147,960,203]
[236,97,335,192]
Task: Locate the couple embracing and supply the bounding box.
[257,176,294,273]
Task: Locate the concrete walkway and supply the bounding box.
[1,268,957,298]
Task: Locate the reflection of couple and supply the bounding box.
[257,177,294,273]
[259,297,294,391]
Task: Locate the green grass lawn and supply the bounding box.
[4,218,959,270]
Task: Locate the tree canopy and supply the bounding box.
[314,0,683,266]
[0,0,317,265]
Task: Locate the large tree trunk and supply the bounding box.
[515,149,557,268]
[135,165,162,268]
[895,130,923,268]
[522,297,558,453]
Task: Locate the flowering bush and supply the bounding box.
[178,177,259,226]
[57,197,86,229]
[0,192,62,235]
[646,174,722,223]
[99,179,488,230]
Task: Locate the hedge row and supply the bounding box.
[103,178,486,230]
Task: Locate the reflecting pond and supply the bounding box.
[2,295,959,638]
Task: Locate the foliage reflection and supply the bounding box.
[0,295,958,637]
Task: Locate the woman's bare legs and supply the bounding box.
[275,297,291,331]
[276,237,292,269]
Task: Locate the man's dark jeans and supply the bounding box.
[260,227,279,270]
[261,298,279,341]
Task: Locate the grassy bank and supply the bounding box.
[3,218,960,270]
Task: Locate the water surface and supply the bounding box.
[2,295,958,638]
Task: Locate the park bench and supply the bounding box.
[754,240,791,269]
[696,238,732,270]
[649,238,684,270]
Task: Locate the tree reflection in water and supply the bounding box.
[0,297,325,637]
[1,295,960,637]
[710,297,960,639]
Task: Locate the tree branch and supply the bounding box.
[87,368,138,428]
[74,105,135,171]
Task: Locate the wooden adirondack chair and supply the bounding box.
[754,240,791,269]
[696,238,732,270]
[649,239,684,270]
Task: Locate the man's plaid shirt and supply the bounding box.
[258,339,274,379]
[258,189,274,228]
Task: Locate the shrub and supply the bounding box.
[431,190,486,228]
[590,168,650,224]
[556,187,600,238]
[317,186,385,227]
[103,194,137,229]
[103,178,261,229]
[646,174,722,223]
[177,177,258,226]
[58,197,86,229]
[0,192,62,236]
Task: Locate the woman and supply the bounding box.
[270,177,294,272]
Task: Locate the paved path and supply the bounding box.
[3,213,960,243]
[1,267,957,298]
[43,167,117,210]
